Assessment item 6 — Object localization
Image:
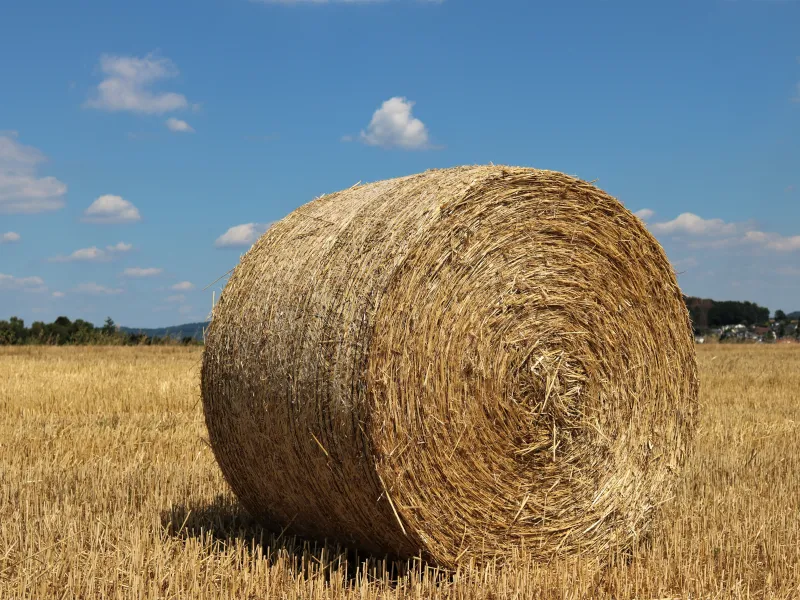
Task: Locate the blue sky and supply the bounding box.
[1,0,798,327]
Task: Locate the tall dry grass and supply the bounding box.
[0,345,798,599]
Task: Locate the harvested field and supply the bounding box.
[1,345,798,599]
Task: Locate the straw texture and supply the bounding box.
[201,165,698,567]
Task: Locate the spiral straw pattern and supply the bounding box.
[201,165,698,567]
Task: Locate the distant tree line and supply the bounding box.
[684,296,773,331]
[0,316,202,346]
[706,301,770,328]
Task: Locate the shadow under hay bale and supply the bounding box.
[160,496,450,586]
[161,495,263,548]
[201,165,699,568]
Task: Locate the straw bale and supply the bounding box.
[201,165,698,567]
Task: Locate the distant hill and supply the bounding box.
[788,311,800,320]
[119,321,209,341]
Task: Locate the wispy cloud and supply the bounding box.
[75,282,123,295]
[51,246,107,263]
[170,281,195,291]
[85,53,190,115]
[107,241,133,252]
[355,97,432,150]
[649,212,800,253]
[122,267,163,278]
[83,195,141,224]
[215,222,271,248]
[742,230,800,252]
[0,133,67,214]
[634,208,654,221]
[776,266,800,277]
[166,118,194,133]
[0,273,47,293]
[166,294,186,303]
[1,231,20,244]
[50,242,132,262]
[673,257,699,270]
[651,213,739,236]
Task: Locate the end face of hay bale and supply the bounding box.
[201,165,698,567]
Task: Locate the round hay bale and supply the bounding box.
[201,165,698,567]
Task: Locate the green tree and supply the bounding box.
[0,314,200,346]
[8,317,26,343]
[0,317,26,344]
[0,321,14,345]
[688,306,705,333]
[707,301,770,327]
[49,316,73,344]
[30,321,46,342]
[775,309,787,321]
[71,319,95,344]
[102,317,116,335]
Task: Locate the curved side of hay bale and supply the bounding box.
[201,165,698,566]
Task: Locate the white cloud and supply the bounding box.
[634,209,654,221]
[107,241,133,252]
[123,267,163,277]
[358,97,431,150]
[75,282,123,295]
[215,222,271,248]
[743,231,800,252]
[0,133,67,214]
[52,291,65,298]
[651,213,738,236]
[651,211,800,254]
[0,273,46,293]
[83,194,141,224]
[85,53,189,115]
[1,231,20,243]
[166,294,186,303]
[49,241,131,262]
[171,281,194,291]
[166,118,194,133]
[50,246,107,262]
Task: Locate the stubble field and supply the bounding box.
[1,345,798,599]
